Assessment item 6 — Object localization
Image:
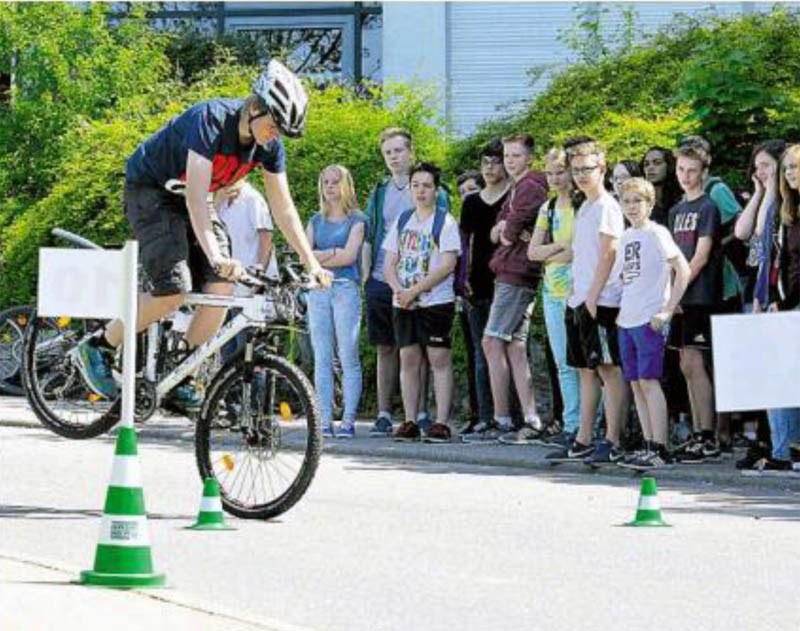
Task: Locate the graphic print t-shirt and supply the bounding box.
[668,194,721,306]
[535,198,575,299]
[126,99,285,194]
[613,222,683,328]
[382,210,462,308]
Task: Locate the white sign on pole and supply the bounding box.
[37,242,139,429]
[711,312,800,412]
[38,248,127,319]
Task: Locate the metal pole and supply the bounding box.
[120,241,139,429]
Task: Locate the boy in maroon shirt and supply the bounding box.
[464,133,548,442]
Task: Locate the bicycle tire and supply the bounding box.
[0,304,34,396]
[195,352,321,520]
[22,316,120,439]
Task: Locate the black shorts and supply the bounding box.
[565,303,621,369]
[393,303,455,349]
[667,306,713,350]
[125,185,231,296]
[365,277,396,346]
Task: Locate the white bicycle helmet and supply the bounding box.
[251,59,309,138]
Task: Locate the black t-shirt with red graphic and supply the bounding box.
[125,98,285,194]
[668,193,722,306]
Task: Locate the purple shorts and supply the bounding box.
[618,324,666,382]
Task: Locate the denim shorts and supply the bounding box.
[483,282,537,342]
[618,324,666,381]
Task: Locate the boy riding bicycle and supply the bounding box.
[75,60,331,409]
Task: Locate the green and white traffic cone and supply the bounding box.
[625,476,670,527]
[185,478,236,531]
[80,427,166,587]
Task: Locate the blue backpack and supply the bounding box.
[396,207,468,297]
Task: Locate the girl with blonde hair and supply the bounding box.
[306,165,367,438]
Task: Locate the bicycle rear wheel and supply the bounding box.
[195,353,321,520]
[22,316,120,439]
[0,305,34,396]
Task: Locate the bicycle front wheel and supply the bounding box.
[195,353,321,520]
[22,316,120,439]
[0,305,33,395]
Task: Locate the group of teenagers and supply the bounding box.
[295,127,800,473]
[70,59,799,473]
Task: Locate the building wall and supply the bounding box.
[383,1,796,137]
[381,2,447,113]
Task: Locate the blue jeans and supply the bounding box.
[767,408,800,460]
[466,298,494,423]
[307,280,362,425]
[542,287,580,433]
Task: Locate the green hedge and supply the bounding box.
[447,7,800,190]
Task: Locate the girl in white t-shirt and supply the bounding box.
[614,178,690,471]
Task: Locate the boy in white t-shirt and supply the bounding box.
[383,162,462,443]
[216,179,279,294]
[546,140,629,466]
[613,178,691,471]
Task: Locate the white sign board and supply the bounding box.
[711,312,800,411]
[37,241,139,429]
[38,248,127,319]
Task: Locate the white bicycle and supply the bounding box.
[23,229,322,519]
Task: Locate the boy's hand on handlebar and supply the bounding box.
[212,257,245,281]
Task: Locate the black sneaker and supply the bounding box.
[543,431,576,448]
[619,449,674,471]
[673,433,701,458]
[498,424,542,445]
[735,443,771,470]
[369,416,394,437]
[677,439,706,464]
[546,440,594,464]
[620,441,652,465]
[584,439,625,467]
[701,440,721,460]
[461,421,505,443]
[529,422,562,447]
[742,456,793,474]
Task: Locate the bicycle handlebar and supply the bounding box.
[51,228,103,251]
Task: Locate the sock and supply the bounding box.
[378,411,392,422]
[417,411,429,423]
[495,415,512,430]
[701,430,715,443]
[524,413,542,429]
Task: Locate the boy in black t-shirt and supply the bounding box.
[460,139,511,433]
[667,144,722,463]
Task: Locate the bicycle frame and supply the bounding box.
[150,291,271,402]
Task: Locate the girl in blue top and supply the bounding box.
[306,165,367,437]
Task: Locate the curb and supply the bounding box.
[4,414,800,492]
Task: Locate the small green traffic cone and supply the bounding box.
[624,477,671,527]
[81,427,166,587]
[185,478,236,530]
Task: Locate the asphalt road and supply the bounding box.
[2,423,799,631]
